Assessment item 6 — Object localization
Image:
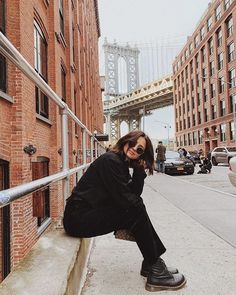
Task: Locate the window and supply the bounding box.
[204,108,208,122]
[208,38,214,55]
[198,110,201,124]
[220,124,226,141]
[219,76,225,93]
[229,68,236,87]
[220,100,225,116]
[228,42,235,62]
[202,67,207,78]
[230,94,236,113]
[210,83,216,98]
[188,133,192,145]
[0,0,6,93]
[211,104,217,119]
[32,159,50,227]
[194,35,200,48]
[217,52,223,71]
[200,26,205,40]
[191,96,195,109]
[192,114,196,126]
[216,28,222,47]
[207,16,213,31]
[226,16,233,37]
[215,4,222,21]
[193,131,197,145]
[189,43,193,55]
[0,0,5,33]
[225,0,232,10]
[199,130,203,144]
[59,0,64,36]
[230,121,234,140]
[203,88,208,102]
[210,60,215,76]
[61,65,66,102]
[187,117,191,128]
[34,22,48,118]
[201,46,206,62]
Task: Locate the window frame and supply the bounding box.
[34,21,49,118]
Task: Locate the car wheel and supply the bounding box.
[212,157,218,166]
[188,171,194,175]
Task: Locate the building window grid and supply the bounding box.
[225,0,232,10]
[207,16,213,31]
[210,83,216,98]
[34,22,48,118]
[230,94,236,113]
[220,100,226,116]
[215,4,222,21]
[220,124,226,141]
[200,26,205,40]
[59,0,65,36]
[230,121,234,140]
[208,38,214,55]
[219,76,225,93]
[229,68,236,88]
[228,42,235,62]
[217,29,223,47]
[218,52,224,71]
[210,60,215,76]
[211,104,217,119]
[0,0,6,93]
[226,16,233,37]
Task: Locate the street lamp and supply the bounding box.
[154,120,171,149]
[200,75,236,142]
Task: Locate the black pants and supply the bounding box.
[63,199,166,265]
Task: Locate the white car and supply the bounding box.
[228,157,236,187]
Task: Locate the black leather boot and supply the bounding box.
[140,258,178,277]
[145,257,186,292]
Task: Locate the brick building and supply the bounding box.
[0,0,103,282]
[173,0,236,154]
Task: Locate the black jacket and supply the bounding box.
[69,151,147,209]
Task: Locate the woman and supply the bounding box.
[63,130,186,292]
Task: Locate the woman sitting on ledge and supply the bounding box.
[63,130,186,292]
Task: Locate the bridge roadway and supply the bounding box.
[103,75,173,117]
[82,166,236,295]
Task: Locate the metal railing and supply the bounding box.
[0,32,105,208]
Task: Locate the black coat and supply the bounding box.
[69,151,147,210]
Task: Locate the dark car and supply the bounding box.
[164,151,195,175]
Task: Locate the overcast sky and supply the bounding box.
[98,0,210,140]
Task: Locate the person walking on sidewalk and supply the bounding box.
[63,130,186,292]
[156,141,166,173]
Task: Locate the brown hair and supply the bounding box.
[110,130,154,174]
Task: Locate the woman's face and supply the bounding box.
[123,136,146,160]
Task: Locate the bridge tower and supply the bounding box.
[103,39,141,141]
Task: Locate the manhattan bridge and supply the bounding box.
[102,37,185,142]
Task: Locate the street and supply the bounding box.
[82,166,236,295]
[179,163,236,196]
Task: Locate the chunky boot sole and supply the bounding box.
[145,278,186,292]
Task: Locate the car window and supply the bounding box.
[166,151,179,159]
[227,147,236,152]
[214,148,221,152]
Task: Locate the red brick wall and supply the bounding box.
[0,0,102,280]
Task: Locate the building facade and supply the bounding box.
[0,0,103,282]
[173,0,236,155]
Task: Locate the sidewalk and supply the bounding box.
[81,173,236,295]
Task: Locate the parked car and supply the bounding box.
[211,146,236,166]
[228,157,236,187]
[164,151,195,175]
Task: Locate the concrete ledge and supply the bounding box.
[0,228,93,295]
